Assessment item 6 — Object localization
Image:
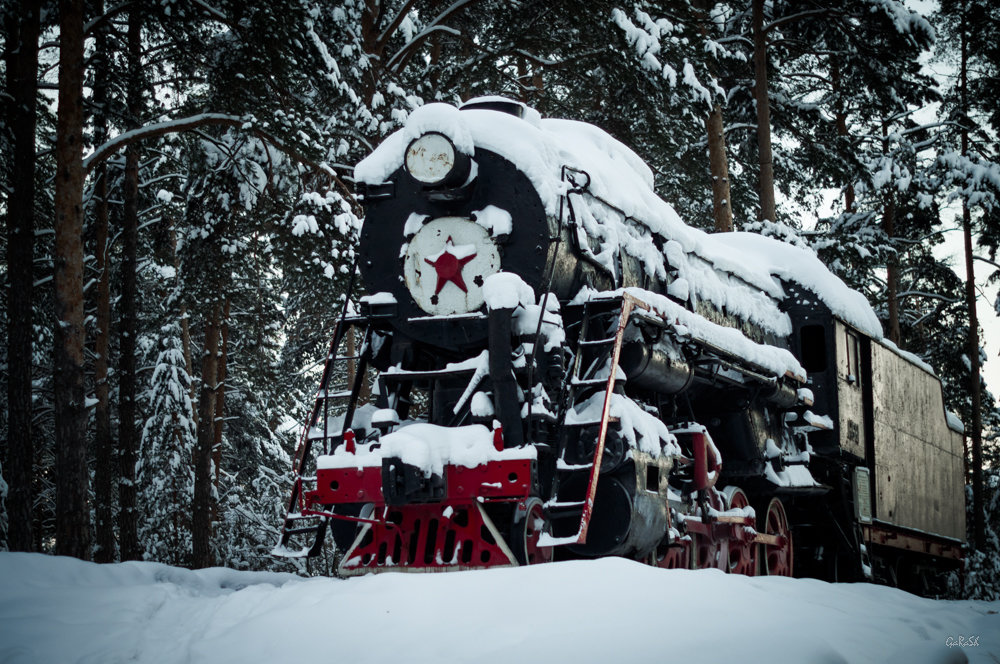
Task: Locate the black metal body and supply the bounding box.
[359,150,550,349]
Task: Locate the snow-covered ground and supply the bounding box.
[0,553,997,664]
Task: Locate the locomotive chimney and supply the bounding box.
[459,96,526,118]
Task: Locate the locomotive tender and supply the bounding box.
[276,97,965,589]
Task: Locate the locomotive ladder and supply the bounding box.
[274,291,373,560]
[547,293,648,546]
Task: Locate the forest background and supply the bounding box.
[2,0,999,597]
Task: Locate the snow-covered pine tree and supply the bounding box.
[709,0,936,231]
[610,0,745,230]
[137,320,196,567]
[52,0,93,560]
[958,469,1000,600]
[935,0,1000,570]
[78,0,227,563]
[88,0,117,564]
[0,458,7,550]
[2,0,41,555]
[108,0,393,568]
[780,0,934,208]
[214,380,296,571]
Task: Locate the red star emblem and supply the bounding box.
[424,237,477,295]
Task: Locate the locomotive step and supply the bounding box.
[773,484,831,496]
[407,312,486,322]
[271,546,313,559]
[563,416,620,427]
[577,336,618,347]
[545,500,586,512]
[325,354,362,362]
[317,390,353,399]
[381,365,481,380]
[556,459,594,471]
[566,297,624,311]
[571,376,626,386]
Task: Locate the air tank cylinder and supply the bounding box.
[618,337,694,394]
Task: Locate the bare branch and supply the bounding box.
[81,113,361,216]
[84,1,135,36]
[763,9,830,34]
[84,113,247,172]
[973,255,1000,274]
[386,25,462,72]
[376,0,419,51]
[896,290,961,304]
[386,0,477,73]
[191,0,228,23]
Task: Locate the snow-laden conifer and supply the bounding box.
[138,321,196,567]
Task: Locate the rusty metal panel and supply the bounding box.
[868,342,965,541]
[872,420,897,524]
[834,322,866,459]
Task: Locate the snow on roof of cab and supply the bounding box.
[355,99,884,340]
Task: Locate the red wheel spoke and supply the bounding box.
[515,498,553,566]
[724,487,758,576]
[761,497,793,577]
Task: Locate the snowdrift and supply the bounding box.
[0,552,997,663]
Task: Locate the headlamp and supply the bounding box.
[404,132,471,187]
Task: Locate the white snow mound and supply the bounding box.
[2,553,998,664]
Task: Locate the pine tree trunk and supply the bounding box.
[117,7,142,561]
[4,0,40,553]
[882,197,901,345]
[92,0,115,564]
[360,0,379,104]
[210,299,230,526]
[752,0,776,223]
[693,0,734,233]
[516,57,529,102]
[171,228,197,423]
[881,118,901,346]
[192,301,222,568]
[346,326,357,388]
[959,12,986,548]
[963,202,985,547]
[53,0,91,560]
[182,311,195,413]
[706,105,734,232]
[831,57,855,213]
[428,0,442,90]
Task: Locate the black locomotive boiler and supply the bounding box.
[276,97,965,590]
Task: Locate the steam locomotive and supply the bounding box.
[276,97,966,590]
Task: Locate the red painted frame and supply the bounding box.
[301,456,535,573]
[303,458,534,507]
[339,502,516,574]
